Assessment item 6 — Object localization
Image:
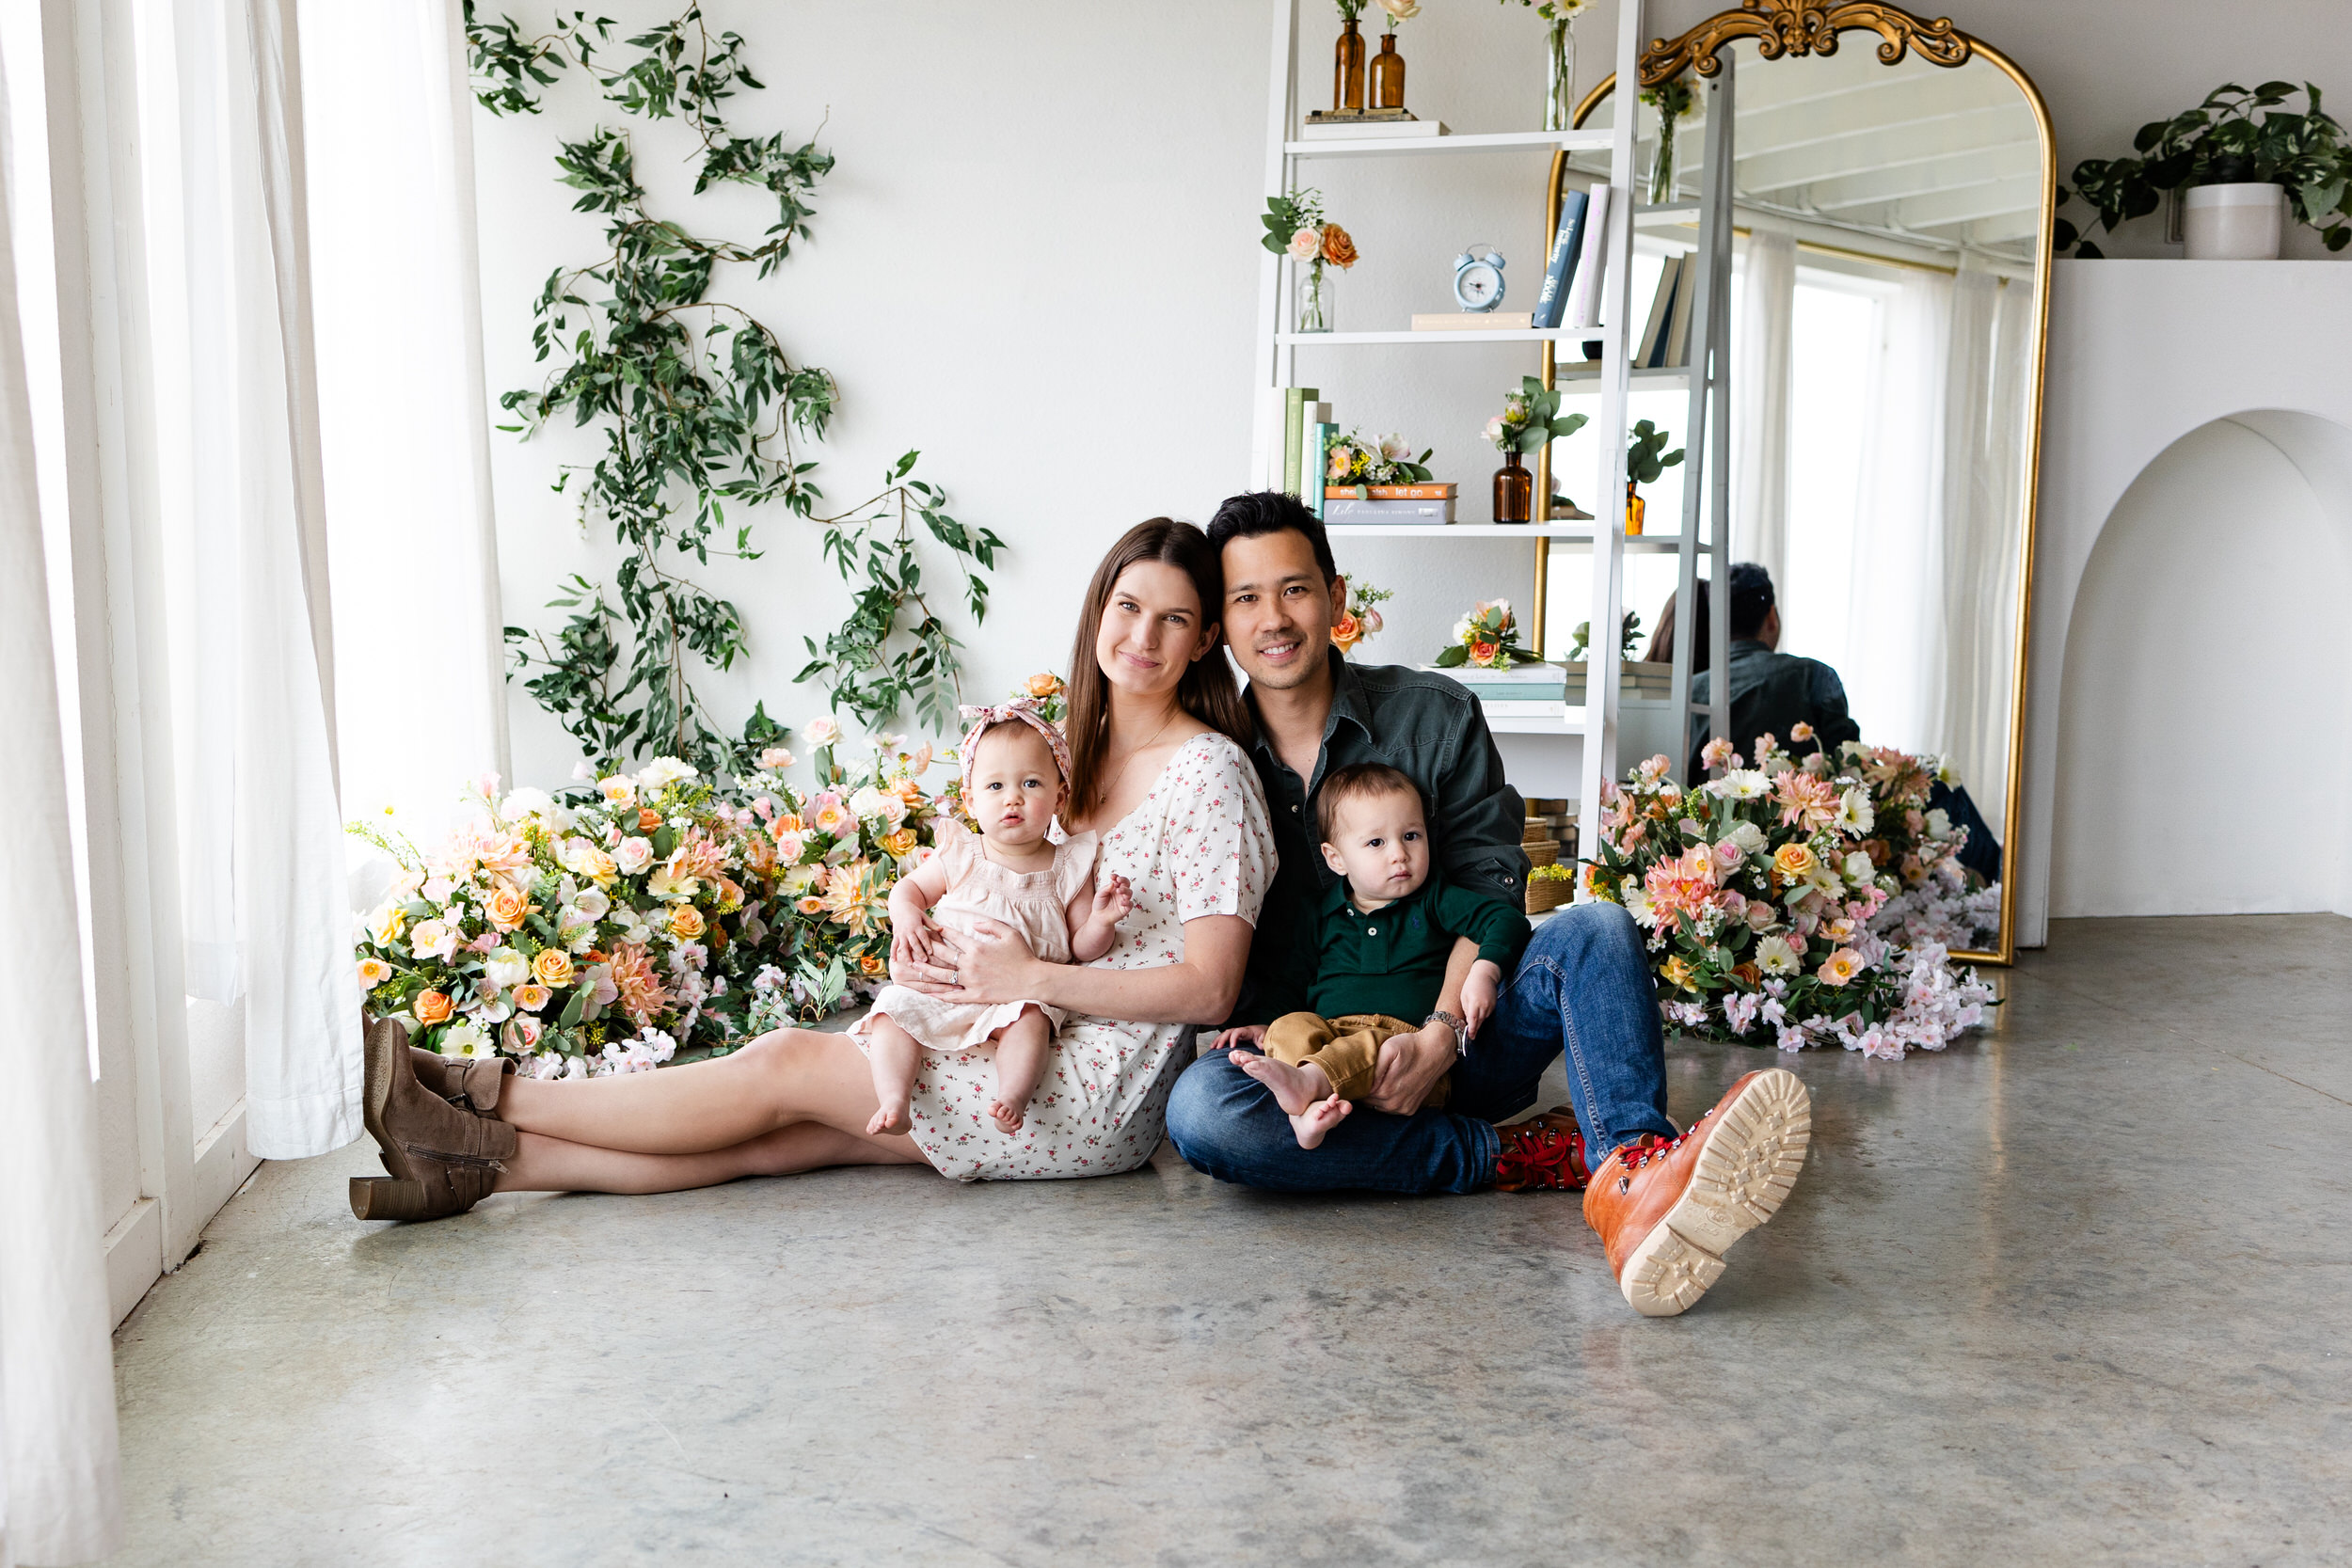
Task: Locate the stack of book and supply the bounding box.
[1633,256,1698,369]
[1532,183,1612,333]
[1421,661,1568,702]
[1325,483,1456,524]
[1277,388,1334,518]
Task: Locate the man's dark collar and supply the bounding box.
[1731,638,1772,653]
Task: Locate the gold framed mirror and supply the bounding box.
[1533,0,2052,964]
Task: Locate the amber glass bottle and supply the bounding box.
[1625,480,1646,537]
[1334,19,1365,112]
[1494,451,1533,524]
[1370,32,1405,110]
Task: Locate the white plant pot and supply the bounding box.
[2183,182,2284,260]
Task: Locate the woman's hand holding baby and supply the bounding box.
[1209,1022,1268,1052]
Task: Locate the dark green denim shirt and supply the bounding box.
[1235,653,1529,1025]
[1306,874,1533,1023]
[1688,640,1862,774]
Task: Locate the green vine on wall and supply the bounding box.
[466,5,1002,770]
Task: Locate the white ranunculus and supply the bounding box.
[803,716,841,746]
[849,785,907,828]
[614,836,656,875]
[1726,820,1767,853]
[639,756,697,790]
[1377,431,1411,461]
[485,948,530,990]
[1844,851,1875,886]
[1926,808,1952,839]
[500,786,559,823]
[573,886,611,921]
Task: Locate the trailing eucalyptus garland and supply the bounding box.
[466,5,1002,770]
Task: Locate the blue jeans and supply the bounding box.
[1165,900,1675,1195]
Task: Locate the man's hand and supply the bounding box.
[1363,1022,1454,1116]
[1209,1022,1267,1052]
[1460,958,1503,1038]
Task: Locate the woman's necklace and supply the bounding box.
[1098,709,1180,819]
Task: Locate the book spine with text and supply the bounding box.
[1304,409,1333,519]
[1324,483,1457,499]
[1561,185,1612,331]
[1532,187,1590,331]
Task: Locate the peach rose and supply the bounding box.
[637,807,664,833]
[1320,222,1359,269]
[487,886,532,930]
[1470,640,1499,666]
[532,947,576,988]
[1771,843,1818,885]
[668,904,707,941]
[413,990,454,1026]
[858,953,885,977]
[879,828,919,859]
[1661,955,1696,991]
[1330,611,1363,653]
[1025,672,1065,699]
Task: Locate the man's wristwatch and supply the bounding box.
[1424,1009,1468,1056]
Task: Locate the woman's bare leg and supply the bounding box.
[987,1006,1053,1134]
[497,1119,925,1195]
[495,1027,886,1155]
[861,1016,922,1137]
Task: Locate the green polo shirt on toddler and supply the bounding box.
[1306,874,1532,1023]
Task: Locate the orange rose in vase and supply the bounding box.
[1320,223,1359,269]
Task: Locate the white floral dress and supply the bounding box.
[877,732,1274,1181]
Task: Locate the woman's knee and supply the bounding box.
[736,1027,834,1099]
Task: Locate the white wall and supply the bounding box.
[2051,419,2351,917]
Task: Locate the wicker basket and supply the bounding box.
[1525,839,1560,867]
[1525,874,1574,914]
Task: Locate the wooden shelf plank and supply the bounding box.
[1279,327,1606,346]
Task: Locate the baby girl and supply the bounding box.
[853,700,1132,1137]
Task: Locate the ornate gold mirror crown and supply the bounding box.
[1639,0,1970,86]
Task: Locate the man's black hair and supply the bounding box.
[1205,490,1338,581]
[1727,562,1776,640]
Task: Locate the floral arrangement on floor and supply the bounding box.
[1584,730,1995,1060]
[1332,580,1392,657]
[351,759,780,1078]
[351,729,955,1074]
[1483,376,1587,455]
[1327,431,1435,494]
[1836,736,2001,951]
[1433,598,1535,671]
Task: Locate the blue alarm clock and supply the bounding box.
[1454,245,1506,311]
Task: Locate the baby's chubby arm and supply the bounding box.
[886,856,955,971]
[1065,874,1133,964]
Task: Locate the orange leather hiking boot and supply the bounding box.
[1494,1108,1589,1192]
[351,1019,518,1222]
[1581,1069,1811,1317]
[407,1047,516,1116]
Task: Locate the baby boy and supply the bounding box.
[1212,762,1531,1148]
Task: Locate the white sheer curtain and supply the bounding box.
[1731,227,1795,580]
[1937,267,2027,835]
[0,40,124,1563]
[141,0,358,1158]
[1841,268,1952,752]
[300,0,509,848]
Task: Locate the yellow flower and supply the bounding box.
[1661,955,1696,991]
[532,947,576,988]
[668,904,707,942]
[1817,947,1863,987]
[1770,843,1818,886]
[367,903,406,946]
[879,828,919,860]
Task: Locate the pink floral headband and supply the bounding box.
[957,699,1072,800]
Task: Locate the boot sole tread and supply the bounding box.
[1620,1069,1812,1317]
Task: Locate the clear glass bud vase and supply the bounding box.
[1296,263,1332,334]
[1543,20,1577,133]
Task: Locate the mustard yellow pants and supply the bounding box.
[1260,1011,1451,1107]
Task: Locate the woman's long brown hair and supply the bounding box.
[1063,518,1254,815]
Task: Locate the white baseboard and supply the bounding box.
[104,1101,264,1328]
[103,1196,162,1328]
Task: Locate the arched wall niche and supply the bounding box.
[2018,261,2352,943]
[2051,412,2352,919]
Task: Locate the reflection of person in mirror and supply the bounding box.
[1686,562,2001,881]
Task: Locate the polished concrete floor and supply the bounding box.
[110,915,2352,1566]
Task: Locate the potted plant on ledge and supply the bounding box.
[2060,80,2352,259]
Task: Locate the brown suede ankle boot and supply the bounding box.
[407,1047,516,1116]
[351,1019,519,1222]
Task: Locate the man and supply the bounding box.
[1692,562,2001,882]
[1165,492,1813,1318]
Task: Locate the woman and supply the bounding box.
[353,519,1275,1217]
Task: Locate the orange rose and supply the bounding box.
[668,904,707,941]
[487,886,532,930]
[1771,843,1818,886]
[1330,611,1362,652]
[1731,961,1763,989]
[880,828,919,859]
[413,990,453,1026]
[532,947,576,988]
[772,812,805,834]
[1470,640,1499,666]
[858,953,885,977]
[637,807,664,833]
[1320,222,1359,269]
[1025,672,1065,699]
[1861,837,1890,867]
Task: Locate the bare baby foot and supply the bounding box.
[1292,1093,1352,1150]
[866,1097,911,1137]
[1231,1050,1332,1118]
[988,1095,1028,1134]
